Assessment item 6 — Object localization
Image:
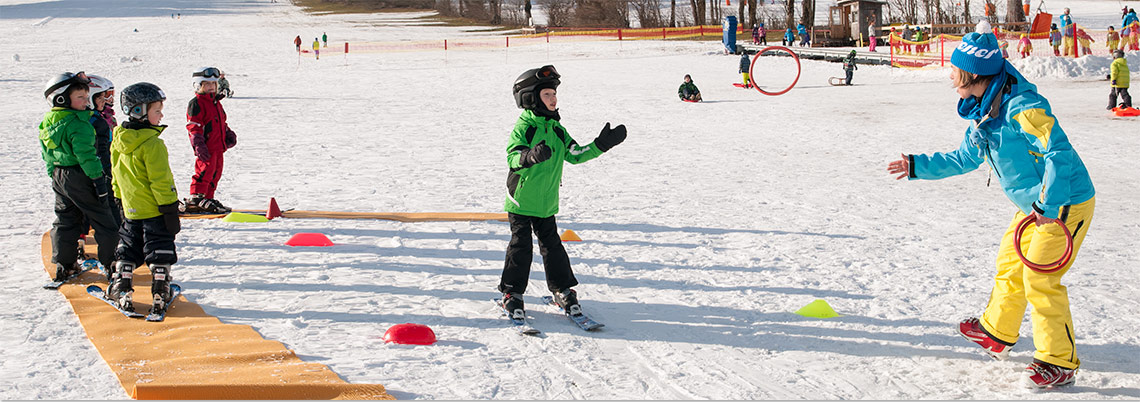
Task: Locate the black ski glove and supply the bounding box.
[157,203,181,235]
[593,122,627,152]
[519,140,552,168]
[93,176,111,200]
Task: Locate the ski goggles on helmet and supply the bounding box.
[193,67,222,79]
[535,65,559,81]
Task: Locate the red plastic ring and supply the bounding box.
[1012,215,1074,274]
[748,46,801,96]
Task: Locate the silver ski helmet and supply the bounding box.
[192,66,221,91]
[87,74,114,108]
[43,71,91,108]
[120,82,166,120]
[512,65,560,109]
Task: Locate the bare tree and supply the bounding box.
[632,0,665,27]
[544,0,574,26]
[1005,0,1024,23]
[800,0,813,28]
[670,0,677,26]
[748,0,757,27]
[690,0,707,25]
[784,0,795,31]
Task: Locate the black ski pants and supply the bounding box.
[845,69,854,85]
[1110,87,1132,109]
[498,213,577,295]
[51,166,119,269]
[115,216,178,266]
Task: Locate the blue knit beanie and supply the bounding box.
[951,21,1004,76]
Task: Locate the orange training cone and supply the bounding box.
[560,229,582,242]
[266,197,282,220]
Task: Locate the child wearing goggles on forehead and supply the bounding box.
[39,71,121,281]
[182,66,237,214]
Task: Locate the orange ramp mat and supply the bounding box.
[182,210,508,222]
[44,233,393,400]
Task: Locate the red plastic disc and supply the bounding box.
[383,323,437,345]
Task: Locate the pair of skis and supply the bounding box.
[85,284,182,322]
[493,296,605,336]
[41,259,99,290]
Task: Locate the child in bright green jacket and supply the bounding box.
[106,82,181,316]
[39,71,120,282]
[497,65,627,320]
[1109,49,1131,109]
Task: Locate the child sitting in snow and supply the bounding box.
[678,74,701,102]
[106,82,181,316]
[497,64,627,321]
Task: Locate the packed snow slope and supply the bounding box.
[2,0,1139,399]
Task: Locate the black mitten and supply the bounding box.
[157,203,181,235]
[593,122,627,152]
[519,140,552,167]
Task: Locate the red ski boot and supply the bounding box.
[1023,360,1076,388]
[958,317,1011,360]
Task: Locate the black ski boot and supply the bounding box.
[553,288,582,316]
[53,262,79,282]
[180,194,206,213]
[502,292,525,320]
[198,198,231,214]
[149,264,173,315]
[77,236,87,262]
[107,261,136,312]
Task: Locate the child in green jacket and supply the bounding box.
[106,82,181,316]
[498,65,627,320]
[39,71,120,282]
[1109,49,1132,109]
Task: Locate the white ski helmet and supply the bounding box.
[43,71,91,107]
[192,66,221,90]
[87,74,114,108]
[120,82,166,120]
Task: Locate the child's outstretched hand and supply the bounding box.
[593,122,627,152]
[887,153,910,180]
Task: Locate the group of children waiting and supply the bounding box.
[39,67,237,314]
[746,23,810,47]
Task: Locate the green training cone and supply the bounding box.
[794,299,840,318]
[222,212,270,223]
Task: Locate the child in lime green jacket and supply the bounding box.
[106,82,181,316]
[497,65,627,319]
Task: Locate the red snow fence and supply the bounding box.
[41,232,393,400]
[383,323,437,345]
[286,232,335,247]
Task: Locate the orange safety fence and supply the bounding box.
[301,24,726,55]
[46,232,394,400]
[887,24,1128,68]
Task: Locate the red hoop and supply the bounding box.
[748,46,801,96]
[1013,215,1074,274]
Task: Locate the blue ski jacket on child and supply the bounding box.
[908,61,1095,219]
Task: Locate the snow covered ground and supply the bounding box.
[2,0,1139,399]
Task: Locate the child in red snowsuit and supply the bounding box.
[184,66,236,213]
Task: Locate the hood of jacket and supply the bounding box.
[39,108,93,149]
[113,123,167,155]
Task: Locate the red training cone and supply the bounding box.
[383,323,436,345]
[266,197,282,220]
[285,233,334,247]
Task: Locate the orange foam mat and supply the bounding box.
[180,210,508,222]
[44,233,394,400]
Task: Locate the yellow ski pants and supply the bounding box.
[982,197,1094,370]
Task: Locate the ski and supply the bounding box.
[492,298,541,335]
[86,285,145,318]
[828,77,847,86]
[146,284,182,322]
[542,296,605,331]
[42,260,99,290]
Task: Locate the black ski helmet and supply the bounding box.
[43,71,91,107]
[120,82,167,120]
[512,65,560,109]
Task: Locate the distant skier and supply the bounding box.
[498,65,627,320]
[757,22,767,44]
[867,20,877,52]
[739,52,752,88]
[322,32,328,48]
[183,67,237,214]
[313,38,320,60]
[1060,8,1075,56]
[842,50,857,85]
[782,28,794,46]
[1076,28,1094,55]
[1106,26,1119,52]
[1049,23,1062,55]
[1017,33,1032,58]
[887,21,1095,389]
[751,24,760,45]
[901,24,913,53]
[797,23,810,46]
[217,71,232,100]
[1109,49,1132,109]
[294,35,302,52]
[107,82,181,316]
[39,71,119,280]
[678,74,701,102]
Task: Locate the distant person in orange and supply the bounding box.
[294,35,302,52]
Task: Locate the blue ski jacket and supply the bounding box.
[907,61,1095,219]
